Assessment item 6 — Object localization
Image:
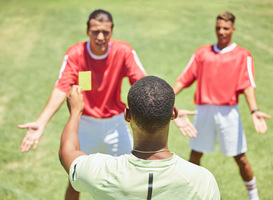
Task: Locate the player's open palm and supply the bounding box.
[173,110,197,138]
[251,111,271,134]
[18,122,44,152]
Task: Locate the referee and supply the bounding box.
[59,76,220,199]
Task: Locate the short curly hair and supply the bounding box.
[128,76,175,134]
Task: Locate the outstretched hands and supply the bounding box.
[251,110,271,134]
[18,122,44,152]
[173,109,197,138]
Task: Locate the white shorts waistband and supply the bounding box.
[81,113,125,123]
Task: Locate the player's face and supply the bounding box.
[87,19,113,55]
[215,19,235,49]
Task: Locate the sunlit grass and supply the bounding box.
[0,0,272,199]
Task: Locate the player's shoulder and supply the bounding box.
[234,44,252,56]
[66,41,87,55]
[195,44,213,54]
[84,153,129,172]
[174,154,215,177]
[110,39,134,51]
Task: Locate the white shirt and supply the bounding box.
[70,153,220,200]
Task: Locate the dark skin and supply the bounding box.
[124,108,178,160]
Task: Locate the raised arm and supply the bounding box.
[18,87,67,152]
[243,87,271,134]
[59,85,86,173]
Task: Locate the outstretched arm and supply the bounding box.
[59,85,86,173]
[18,87,67,152]
[244,87,271,134]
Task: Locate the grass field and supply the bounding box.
[0,0,272,199]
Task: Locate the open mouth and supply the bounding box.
[96,43,105,47]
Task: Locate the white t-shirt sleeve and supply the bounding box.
[69,155,89,192]
[69,153,114,193]
[201,168,221,200]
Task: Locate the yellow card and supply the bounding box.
[78,71,91,91]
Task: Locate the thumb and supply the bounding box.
[17,122,34,129]
[262,113,271,119]
[185,110,196,115]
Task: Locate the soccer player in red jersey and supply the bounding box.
[173,11,270,200]
[18,9,147,200]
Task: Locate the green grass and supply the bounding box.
[0,0,272,199]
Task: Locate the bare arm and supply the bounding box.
[18,87,67,152]
[244,87,271,134]
[172,81,185,95]
[59,85,86,173]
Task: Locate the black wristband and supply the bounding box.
[251,109,259,114]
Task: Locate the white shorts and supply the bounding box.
[78,113,133,156]
[190,104,247,157]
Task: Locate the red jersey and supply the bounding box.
[177,43,255,105]
[55,39,146,118]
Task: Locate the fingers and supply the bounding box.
[77,86,82,94]
[181,125,197,138]
[178,110,196,117]
[21,137,33,152]
[69,85,83,102]
[33,140,39,150]
[188,125,197,137]
[18,123,31,129]
[184,110,197,116]
[252,112,270,134]
[18,122,38,130]
[260,112,271,119]
[173,119,197,138]
[255,111,271,119]
[173,114,197,137]
[255,126,265,134]
[71,85,82,94]
[255,120,267,134]
[21,137,39,152]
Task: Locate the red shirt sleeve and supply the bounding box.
[236,53,256,93]
[55,48,80,94]
[124,49,147,85]
[177,54,198,88]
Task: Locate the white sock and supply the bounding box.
[244,177,259,200]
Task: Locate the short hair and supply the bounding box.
[217,11,236,24]
[87,9,114,30]
[128,76,175,134]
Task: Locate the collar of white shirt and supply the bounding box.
[213,43,237,54]
[86,41,111,60]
